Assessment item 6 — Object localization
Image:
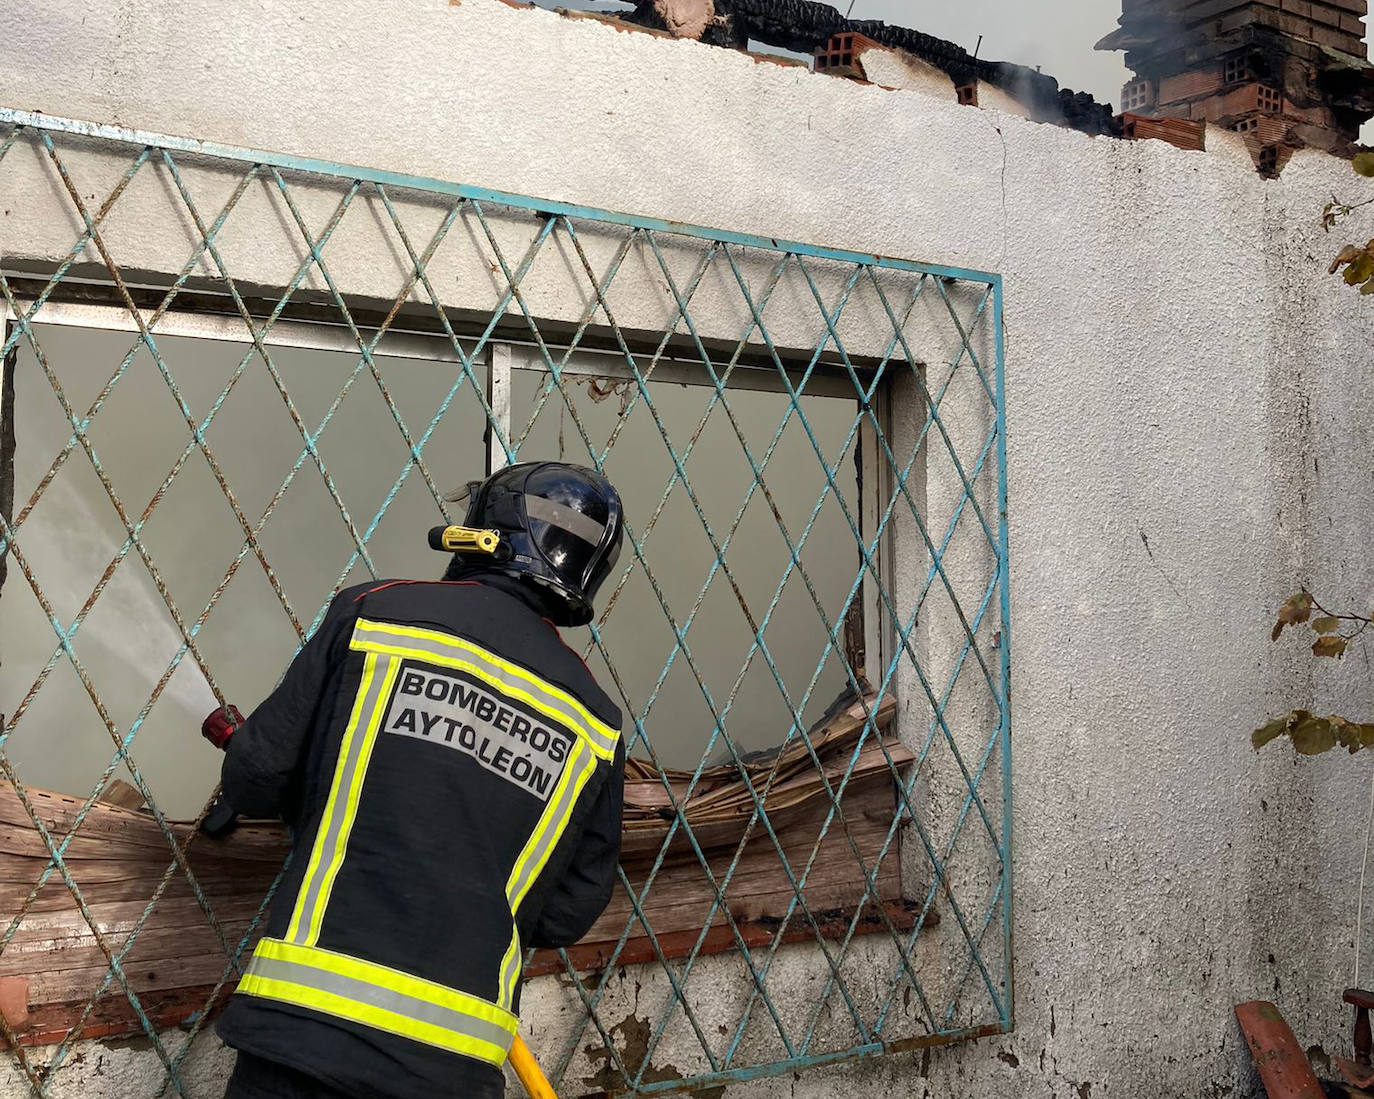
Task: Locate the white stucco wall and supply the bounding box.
[3,2,1374,1097]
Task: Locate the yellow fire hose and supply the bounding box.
[510,1034,559,1099]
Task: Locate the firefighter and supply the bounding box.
[202,461,626,1099]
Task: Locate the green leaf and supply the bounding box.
[1313,616,1342,633]
[1252,711,1374,755]
[1253,715,1290,750]
[1274,591,1314,640]
[1313,635,1348,658]
[1353,152,1374,176]
[1292,714,1337,755]
[1332,243,1363,274]
[1345,251,1374,285]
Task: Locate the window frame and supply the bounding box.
[0,295,916,1045]
[0,329,13,625]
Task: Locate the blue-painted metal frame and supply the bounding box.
[0,108,1012,1097]
[994,276,1014,1031]
[0,110,998,286]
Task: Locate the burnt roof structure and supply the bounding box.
[1097,0,1374,167]
[625,0,1119,135]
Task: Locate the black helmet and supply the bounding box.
[455,462,624,627]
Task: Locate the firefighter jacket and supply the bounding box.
[215,575,624,1099]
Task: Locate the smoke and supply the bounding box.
[0,469,219,744]
[847,0,1131,108]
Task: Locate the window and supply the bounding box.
[0,303,917,1031]
[0,313,871,801]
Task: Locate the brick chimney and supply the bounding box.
[1097,1,1374,173]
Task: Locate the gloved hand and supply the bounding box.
[201,703,244,751]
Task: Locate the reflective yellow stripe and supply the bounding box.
[349,619,618,761]
[239,937,517,1066]
[497,929,522,1013]
[307,655,400,944]
[497,738,599,1009]
[509,739,597,913]
[317,620,620,1016]
[237,976,509,1064]
[287,652,398,946]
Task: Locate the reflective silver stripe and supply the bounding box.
[241,951,515,1058]
[350,620,618,760]
[289,654,395,944]
[523,492,606,546]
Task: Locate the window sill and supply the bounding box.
[527,896,933,978]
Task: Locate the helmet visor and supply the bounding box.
[524,492,606,588]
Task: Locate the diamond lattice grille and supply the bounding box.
[0,112,1011,1097]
